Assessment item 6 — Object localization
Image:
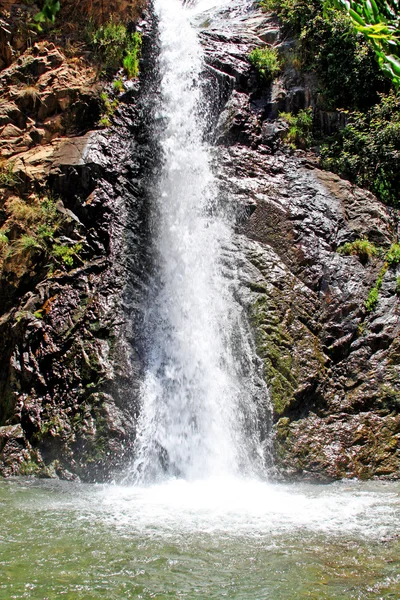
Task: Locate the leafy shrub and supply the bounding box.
[363,243,400,312]
[386,243,400,266]
[123,32,142,79]
[365,286,380,312]
[337,238,379,263]
[99,91,119,127]
[32,0,60,31]
[89,21,142,77]
[249,46,281,82]
[321,92,400,206]
[331,0,400,87]
[280,108,313,149]
[14,235,44,253]
[51,243,82,267]
[260,0,388,110]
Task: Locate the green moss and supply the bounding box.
[251,295,297,416]
[19,459,41,475]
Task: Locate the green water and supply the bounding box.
[0,478,399,599]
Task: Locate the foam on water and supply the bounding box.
[97,478,399,539]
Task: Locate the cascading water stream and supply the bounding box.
[131,0,270,483]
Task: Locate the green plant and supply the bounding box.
[0,162,20,188]
[331,0,400,87]
[264,0,388,110]
[112,78,125,93]
[98,91,119,127]
[51,243,82,267]
[386,242,400,266]
[89,21,142,77]
[123,32,142,79]
[14,234,44,253]
[362,242,400,311]
[280,108,313,149]
[337,238,379,262]
[321,91,400,206]
[249,46,281,82]
[32,0,60,31]
[0,233,9,245]
[365,285,380,312]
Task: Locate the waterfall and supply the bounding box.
[130,0,270,483]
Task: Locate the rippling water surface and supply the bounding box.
[1,477,399,599]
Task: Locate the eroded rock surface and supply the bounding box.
[202,1,399,480]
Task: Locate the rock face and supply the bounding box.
[0,8,156,480]
[201,1,399,480]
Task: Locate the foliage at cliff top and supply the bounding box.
[87,20,142,79]
[260,0,388,110]
[321,91,400,206]
[331,0,400,87]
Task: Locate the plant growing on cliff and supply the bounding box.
[337,238,379,263]
[321,91,400,206]
[364,243,400,311]
[260,0,388,110]
[51,243,82,267]
[386,242,400,265]
[89,20,142,78]
[249,46,281,82]
[330,0,400,87]
[123,32,142,79]
[0,162,20,188]
[99,91,119,127]
[32,0,61,31]
[279,108,313,149]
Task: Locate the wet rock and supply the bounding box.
[206,1,400,481]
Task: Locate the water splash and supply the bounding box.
[130,0,270,483]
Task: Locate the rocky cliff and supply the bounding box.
[202,1,399,480]
[0,0,398,481]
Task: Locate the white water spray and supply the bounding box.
[131,0,270,483]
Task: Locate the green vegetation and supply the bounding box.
[123,32,142,78]
[332,0,400,87]
[14,234,44,253]
[249,46,281,82]
[0,162,20,188]
[334,240,400,312]
[99,91,119,127]
[51,243,82,267]
[365,265,387,312]
[1,194,83,272]
[32,0,60,31]
[321,91,400,206]
[88,20,142,78]
[279,108,313,149]
[112,78,125,94]
[260,0,387,110]
[363,243,400,312]
[386,242,400,266]
[259,0,399,206]
[337,238,379,263]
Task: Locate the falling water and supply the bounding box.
[131,0,270,482]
